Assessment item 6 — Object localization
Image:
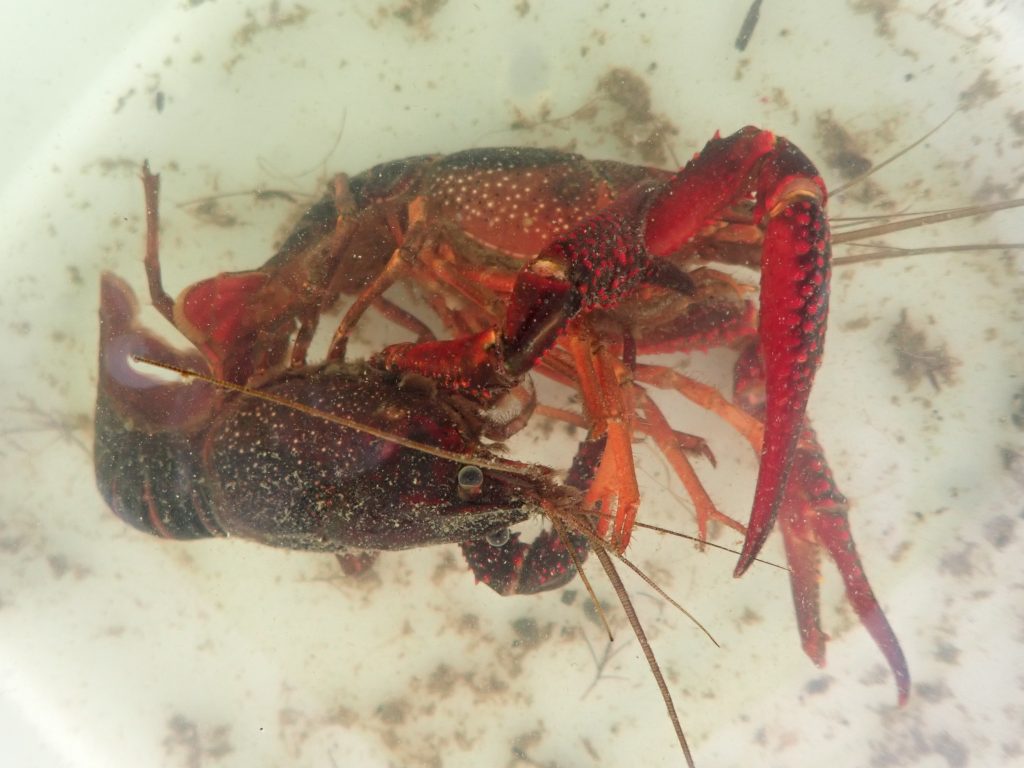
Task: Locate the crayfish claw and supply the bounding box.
[733,341,909,702]
[808,498,911,705]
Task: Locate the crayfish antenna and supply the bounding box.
[574,511,721,648]
[550,513,615,643]
[550,506,722,768]
[561,508,723,646]
[589,540,697,768]
[605,545,719,648]
[829,111,956,199]
[826,112,1024,261]
[833,239,1024,266]
[832,197,1024,245]
[631,519,791,573]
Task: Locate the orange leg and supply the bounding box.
[630,385,746,541]
[536,348,734,542]
[369,296,436,342]
[533,401,716,466]
[633,363,765,453]
[420,241,511,323]
[561,324,640,551]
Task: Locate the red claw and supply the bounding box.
[644,128,832,576]
[734,342,910,703]
[735,179,831,575]
[776,434,910,705]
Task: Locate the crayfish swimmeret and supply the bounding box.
[94,128,913,765]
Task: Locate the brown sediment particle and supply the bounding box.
[982,515,1015,550]
[959,69,1000,110]
[189,199,241,228]
[842,316,872,331]
[510,616,552,651]
[376,698,410,725]
[1008,110,1024,139]
[886,309,960,392]
[234,3,311,47]
[815,111,873,180]
[426,663,458,697]
[596,68,678,165]
[507,67,678,165]
[934,639,960,665]
[1012,387,1024,429]
[382,0,447,34]
[163,715,234,767]
[849,0,899,40]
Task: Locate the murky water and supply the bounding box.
[1,2,1022,766]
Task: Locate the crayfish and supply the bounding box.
[96,127,974,765]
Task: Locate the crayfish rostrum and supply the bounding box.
[95,128,930,765]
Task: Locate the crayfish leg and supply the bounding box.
[562,324,640,550]
[633,363,765,453]
[630,384,746,542]
[141,163,175,324]
[327,201,430,359]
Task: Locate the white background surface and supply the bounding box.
[1,1,1022,767]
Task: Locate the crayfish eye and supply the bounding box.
[457,465,484,500]
[485,527,511,547]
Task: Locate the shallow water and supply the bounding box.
[1,2,1023,766]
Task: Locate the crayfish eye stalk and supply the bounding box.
[457,464,484,500]
[484,526,510,547]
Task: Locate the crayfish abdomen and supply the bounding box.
[95,387,219,540]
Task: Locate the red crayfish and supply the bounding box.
[95,127,935,765]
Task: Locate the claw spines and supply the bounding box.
[561,192,653,312]
[736,186,832,576]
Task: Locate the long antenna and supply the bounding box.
[132,355,542,479]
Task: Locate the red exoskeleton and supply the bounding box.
[128,128,910,685]
[101,126,1022,763]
